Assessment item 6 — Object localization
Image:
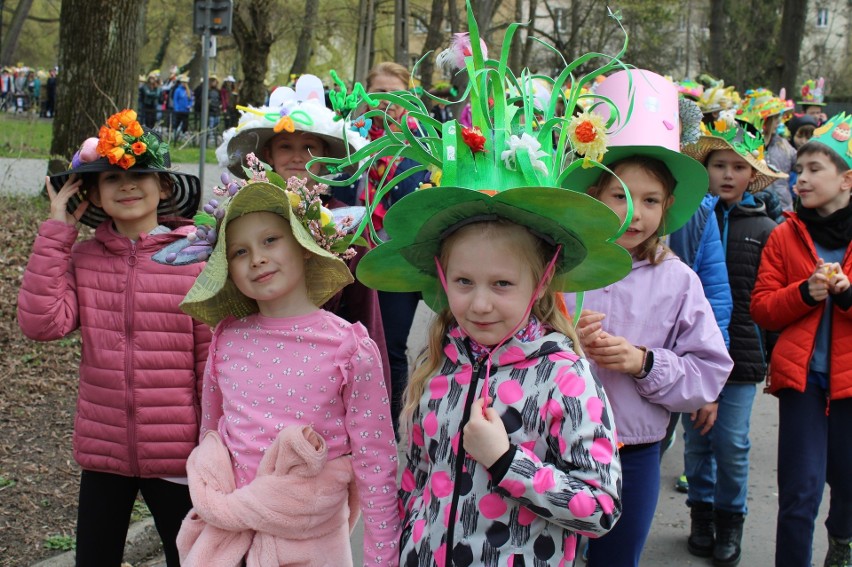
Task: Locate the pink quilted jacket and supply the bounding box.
[18,219,211,477]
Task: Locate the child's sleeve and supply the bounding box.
[695,216,732,347]
[17,220,81,340]
[632,282,732,412]
[338,323,400,567]
[751,228,816,330]
[198,325,224,441]
[491,357,621,537]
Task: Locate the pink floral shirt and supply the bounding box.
[200,309,400,565]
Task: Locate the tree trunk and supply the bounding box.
[418,0,445,95]
[446,0,458,33]
[508,0,523,71]
[354,0,376,82]
[394,0,409,66]
[152,14,178,72]
[708,0,725,78]
[773,0,808,95]
[232,0,274,107]
[471,0,503,42]
[0,0,35,66]
[289,0,319,77]
[49,0,145,174]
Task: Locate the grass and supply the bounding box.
[43,534,76,551]
[0,113,218,163]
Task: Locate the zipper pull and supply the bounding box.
[826,394,831,417]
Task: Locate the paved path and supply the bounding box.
[0,157,221,202]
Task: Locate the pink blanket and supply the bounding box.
[177,426,360,567]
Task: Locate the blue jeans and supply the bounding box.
[587,442,661,567]
[776,381,852,567]
[683,382,756,514]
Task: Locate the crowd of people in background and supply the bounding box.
[0,64,57,116]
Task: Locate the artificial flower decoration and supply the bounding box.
[567,110,608,165]
[166,153,365,266]
[350,115,372,138]
[501,133,549,175]
[461,126,486,153]
[96,109,168,170]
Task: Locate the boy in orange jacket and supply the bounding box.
[751,113,852,567]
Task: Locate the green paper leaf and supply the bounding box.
[267,171,287,190]
[193,211,217,227]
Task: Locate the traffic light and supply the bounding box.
[193,0,233,36]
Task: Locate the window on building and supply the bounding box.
[413,17,427,34]
[817,7,829,28]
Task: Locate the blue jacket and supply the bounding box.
[668,193,733,347]
[171,85,193,114]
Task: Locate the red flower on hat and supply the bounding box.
[461,126,486,153]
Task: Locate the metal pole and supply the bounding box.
[198,5,211,192]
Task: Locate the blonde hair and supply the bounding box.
[366,62,411,91]
[588,156,676,265]
[399,220,580,439]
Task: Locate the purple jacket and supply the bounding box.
[563,252,732,445]
[18,219,211,477]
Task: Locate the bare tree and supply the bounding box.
[289,0,320,77]
[354,0,377,82]
[708,0,725,77]
[772,0,808,95]
[49,0,145,173]
[0,0,35,66]
[232,0,276,106]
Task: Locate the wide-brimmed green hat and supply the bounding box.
[561,70,709,236]
[180,177,354,327]
[314,2,634,311]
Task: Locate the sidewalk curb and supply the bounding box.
[30,518,161,567]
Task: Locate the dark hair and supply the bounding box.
[797,141,851,173]
[588,156,676,264]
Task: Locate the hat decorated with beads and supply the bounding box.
[311,1,635,311]
[809,112,852,170]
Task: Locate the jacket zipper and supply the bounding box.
[444,358,484,567]
[125,243,140,476]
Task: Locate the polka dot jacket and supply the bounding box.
[399,330,622,567]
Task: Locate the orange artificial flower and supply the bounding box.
[105,146,125,165]
[117,109,137,126]
[118,154,136,169]
[125,121,144,138]
[574,121,597,144]
[131,141,147,155]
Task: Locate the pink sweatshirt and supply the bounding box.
[200,310,399,566]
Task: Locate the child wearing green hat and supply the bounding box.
[563,69,733,567]
[751,113,852,567]
[316,8,627,564]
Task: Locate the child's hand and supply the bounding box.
[463,398,510,468]
[808,258,830,302]
[45,174,88,226]
[689,402,719,435]
[825,263,850,294]
[584,331,646,376]
[576,309,606,349]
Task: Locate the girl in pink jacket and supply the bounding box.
[17,109,209,567]
[178,157,400,566]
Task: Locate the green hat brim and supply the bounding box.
[356,186,632,312]
[560,146,709,235]
[180,182,353,327]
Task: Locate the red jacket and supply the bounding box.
[18,220,211,477]
[750,213,852,400]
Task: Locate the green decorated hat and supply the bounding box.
[809,112,852,170]
[179,160,358,327]
[313,2,634,311]
[562,70,710,235]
